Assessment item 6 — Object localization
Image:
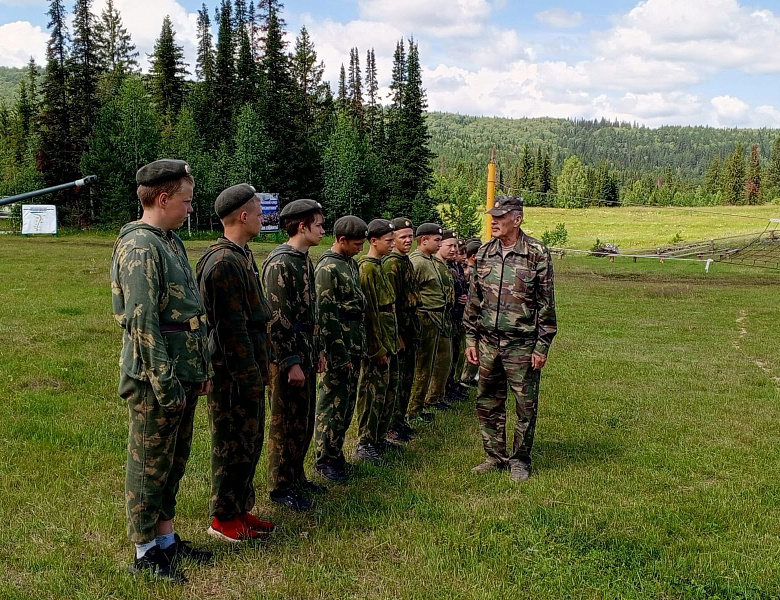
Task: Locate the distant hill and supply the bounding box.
[426,112,780,181]
[0,67,28,105]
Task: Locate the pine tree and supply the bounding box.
[364,48,382,151]
[95,0,138,76]
[291,26,326,131]
[721,143,746,205]
[148,16,188,122]
[337,64,347,110]
[745,143,761,205]
[764,136,780,201]
[347,47,364,129]
[704,155,721,194]
[214,0,236,136]
[518,144,532,191]
[235,25,256,107]
[234,0,247,27]
[384,39,407,215]
[195,4,215,82]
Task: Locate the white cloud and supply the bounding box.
[0,21,47,68]
[357,0,491,38]
[0,0,45,5]
[535,8,584,29]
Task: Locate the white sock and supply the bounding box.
[135,540,157,559]
[156,532,176,550]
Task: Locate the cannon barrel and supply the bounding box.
[0,175,98,207]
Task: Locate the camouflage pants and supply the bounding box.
[391,345,417,430]
[425,334,453,407]
[447,331,464,393]
[356,353,399,445]
[475,340,540,464]
[407,313,440,417]
[208,367,265,521]
[121,374,199,544]
[267,363,316,493]
[314,354,361,464]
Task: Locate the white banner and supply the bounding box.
[22,205,58,235]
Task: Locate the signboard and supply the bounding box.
[22,205,58,235]
[260,193,280,232]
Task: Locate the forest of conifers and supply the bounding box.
[2,0,780,238]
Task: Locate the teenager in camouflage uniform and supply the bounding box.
[383,217,419,442]
[465,196,557,482]
[407,223,444,423]
[196,184,275,543]
[111,159,213,582]
[261,199,326,512]
[446,238,469,401]
[425,230,457,411]
[459,238,483,388]
[313,216,368,482]
[354,219,401,463]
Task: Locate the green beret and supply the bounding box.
[334,215,368,239]
[487,194,524,216]
[280,198,323,220]
[367,218,395,239]
[391,217,414,231]
[136,159,191,186]
[215,183,257,219]
[466,239,482,257]
[441,229,456,241]
[415,222,443,237]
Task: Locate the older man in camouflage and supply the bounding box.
[465,195,557,482]
[111,159,213,582]
[313,216,368,482]
[197,184,275,543]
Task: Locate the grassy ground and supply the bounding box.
[1,217,779,599]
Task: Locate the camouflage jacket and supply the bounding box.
[448,260,468,328]
[358,256,400,360]
[196,237,271,394]
[409,249,449,334]
[464,231,557,355]
[382,251,420,344]
[315,250,367,369]
[111,221,211,410]
[261,243,317,371]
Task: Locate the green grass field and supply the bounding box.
[1,209,780,599]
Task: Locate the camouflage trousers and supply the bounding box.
[314,355,361,464]
[425,334,453,407]
[208,367,265,521]
[356,353,400,445]
[407,313,440,417]
[447,331,464,394]
[121,374,199,544]
[391,345,417,430]
[267,363,316,493]
[475,340,541,464]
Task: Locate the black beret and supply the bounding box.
[136,159,191,186]
[457,238,467,248]
[280,198,323,220]
[334,215,368,239]
[441,229,456,241]
[487,194,524,216]
[391,217,414,231]
[215,183,257,218]
[415,222,443,237]
[367,218,395,239]
[466,239,482,257]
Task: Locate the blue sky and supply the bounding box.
[3,0,780,127]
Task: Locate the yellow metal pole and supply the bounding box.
[483,145,497,241]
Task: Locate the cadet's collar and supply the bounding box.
[218,235,250,256]
[486,230,530,257]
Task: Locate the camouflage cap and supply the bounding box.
[466,239,482,257]
[136,159,191,186]
[367,218,395,239]
[391,217,414,232]
[487,194,524,217]
[334,215,368,239]
[441,229,456,241]
[215,183,257,218]
[280,198,323,220]
[415,222,443,237]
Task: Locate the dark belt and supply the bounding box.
[246,326,267,333]
[292,323,314,334]
[419,306,445,313]
[338,310,364,322]
[378,303,395,313]
[159,316,202,333]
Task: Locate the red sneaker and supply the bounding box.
[240,512,276,533]
[207,517,261,543]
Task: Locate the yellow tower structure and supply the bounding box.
[482,145,497,241]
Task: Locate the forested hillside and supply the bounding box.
[0,67,29,104]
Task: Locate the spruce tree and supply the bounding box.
[95,0,139,76]
[235,25,256,108]
[721,143,746,205]
[337,64,347,110]
[291,26,327,133]
[765,136,780,201]
[364,48,382,151]
[347,47,364,129]
[196,4,215,82]
[148,16,188,122]
[214,0,236,135]
[384,39,407,216]
[704,155,721,194]
[518,144,532,191]
[745,143,761,205]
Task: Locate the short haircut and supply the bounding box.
[137,175,194,209]
[282,210,323,238]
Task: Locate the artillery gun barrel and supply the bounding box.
[0,175,98,207]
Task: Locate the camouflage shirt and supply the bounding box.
[464,231,557,355]
[383,251,420,344]
[315,250,367,369]
[448,260,468,327]
[111,221,211,409]
[261,243,317,371]
[410,249,449,334]
[196,237,271,390]
[358,256,400,360]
